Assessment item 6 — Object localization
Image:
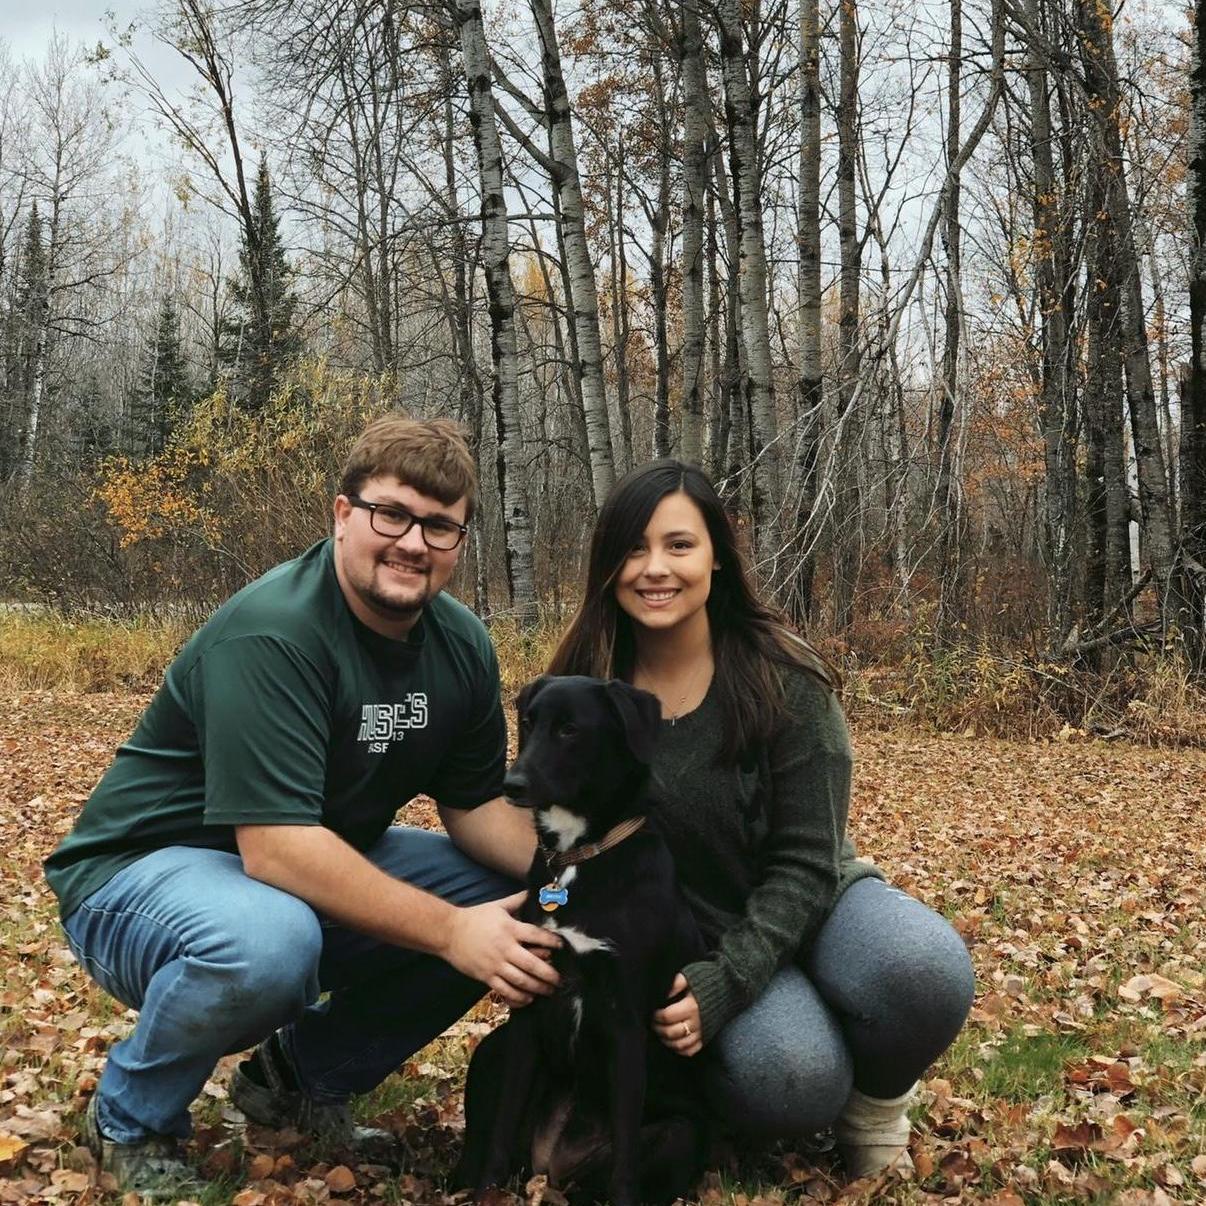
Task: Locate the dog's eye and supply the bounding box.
[557,722,579,740]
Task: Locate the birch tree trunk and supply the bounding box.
[1082,145,1131,636]
[1186,0,1206,666]
[679,0,709,466]
[717,0,780,548]
[529,0,615,509]
[705,158,726,477]
[16,302,50,499]
[1079,0,1181,633]
[604,140,634,475]
[870,211,911,607]
[935,0,964,634]
[650,54,672,459]
[791,0,822,622]
[1027,0,1076,646]
[454,0,536,622]
[712,146,747,506]
[438,36,483,436]
[15,180,62,500]
[832,0,863,630]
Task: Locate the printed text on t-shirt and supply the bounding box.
[357,694,429,751]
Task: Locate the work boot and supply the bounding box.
[82,1094,206,1201]
[834,1082,917,1179]
[230,1031,392,1149]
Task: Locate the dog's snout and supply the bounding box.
[503,768,530,803]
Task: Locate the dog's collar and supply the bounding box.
[540,815,647,873]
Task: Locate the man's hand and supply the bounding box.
[441,889,562,1007]
[653,972,703,1057]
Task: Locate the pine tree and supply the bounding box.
[132,296,191,456]
[219,156,301,409]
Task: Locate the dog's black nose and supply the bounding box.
[503,769,530,803]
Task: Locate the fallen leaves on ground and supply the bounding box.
[1,690,1204,1203]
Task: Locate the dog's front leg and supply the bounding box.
[606,1022,648,1206]
[475,1007,540,1197]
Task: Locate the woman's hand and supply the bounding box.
[652,972,703,1057]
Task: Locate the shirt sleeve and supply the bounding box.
[683,673,852,1041]
[188,634,333,826]
[424,637,507,810]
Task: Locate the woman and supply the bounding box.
[547,460,975,1177]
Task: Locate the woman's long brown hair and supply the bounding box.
[548,460,839,764]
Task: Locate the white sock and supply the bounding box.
[834,1083,917,1179]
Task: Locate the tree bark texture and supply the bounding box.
[679,0,709,466]
[650,53,672,460]
[832,0,863,630]
[454,0,537,622]
[936,0,964,634]
[1082,157,1131,633]
[717,0,781,550]
[1027,0,1076,646]
[1078,0,1181,631]
[529,0,615,509]
[1186,0,1206,664]
[791,0,822,623]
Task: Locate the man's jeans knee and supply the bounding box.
[63,831,516,1142]
[64,847,324,1141]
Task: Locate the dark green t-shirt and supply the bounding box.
[44,539,506,920]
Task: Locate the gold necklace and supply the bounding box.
[635,658,713,725]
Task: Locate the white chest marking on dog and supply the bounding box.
[541,806,588,851]
[542,920,613,956]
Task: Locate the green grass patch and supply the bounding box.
[0,611,187,692]
[968,1028,1091,1102]
[355,1067,443,1122]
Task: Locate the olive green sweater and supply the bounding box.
[650,666,881,1042]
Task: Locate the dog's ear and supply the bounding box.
[516,675,554,720]
[603,680,662,764]
[514,675,554,753]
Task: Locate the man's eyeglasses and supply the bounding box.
[346,495,468,550]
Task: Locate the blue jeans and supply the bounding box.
[703,877,975,1138]
[62,828,515,1143]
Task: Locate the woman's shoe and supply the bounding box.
[833,1082,917,1179]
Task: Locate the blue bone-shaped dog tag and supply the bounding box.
[539,883,569,911]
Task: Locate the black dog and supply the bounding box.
[454,675,708,1206]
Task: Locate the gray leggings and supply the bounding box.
[703,876,975,1138]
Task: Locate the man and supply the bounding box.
[44,415,559,1198]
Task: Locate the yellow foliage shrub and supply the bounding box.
[0,612,186,692]
[91,363,403,591]
[94,446,222,550]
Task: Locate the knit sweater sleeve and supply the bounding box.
[682,672,852,1041]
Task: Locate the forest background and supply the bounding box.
[0,0,1204,1203]
[0,0,1203,738]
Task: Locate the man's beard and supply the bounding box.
[362,558,432,617]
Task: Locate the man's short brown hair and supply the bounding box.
[340,415,478,520]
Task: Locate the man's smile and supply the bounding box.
[380,557,428,578]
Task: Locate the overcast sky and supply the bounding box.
[5,1,260,222]
[5,1,187,83]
